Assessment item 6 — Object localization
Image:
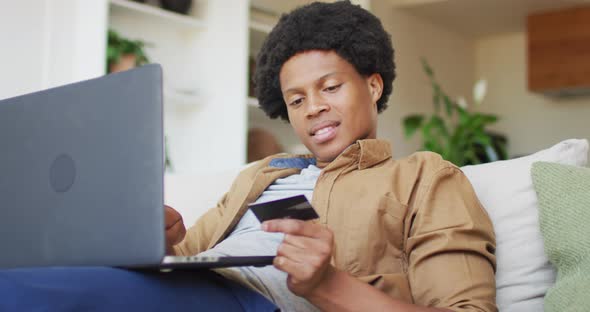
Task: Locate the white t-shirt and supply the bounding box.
[198,164,321,312]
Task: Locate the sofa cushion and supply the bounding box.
[461,139,589,311]
[532,162,590,311]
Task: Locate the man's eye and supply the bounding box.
[289,98,304,106]
[324,84,342,92]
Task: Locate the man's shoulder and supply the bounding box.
[395,151,457,172]
[383,151,460,188]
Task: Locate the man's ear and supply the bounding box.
[367,73,383,104]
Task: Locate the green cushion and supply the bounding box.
[532,162,590,311]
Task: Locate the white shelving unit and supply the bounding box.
[164,87,202,107]
[109,0,204,30]
[106,0,250,173]
[108,0,204,108]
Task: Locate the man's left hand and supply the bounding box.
[165,205,186,254]
[262,219,335,297]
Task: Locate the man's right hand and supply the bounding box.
[165,205,186,255]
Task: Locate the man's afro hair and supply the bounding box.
[253,1,396,121]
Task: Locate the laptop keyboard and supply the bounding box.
[162,255,220,264]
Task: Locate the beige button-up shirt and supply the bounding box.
[174,139,497,311]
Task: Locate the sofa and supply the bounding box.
[165,138,590,311]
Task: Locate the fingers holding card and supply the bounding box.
[257,202,335,298]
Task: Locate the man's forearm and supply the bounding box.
[306,267,451,312]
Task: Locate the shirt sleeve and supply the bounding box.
[405,166,497,312]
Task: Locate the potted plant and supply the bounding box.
[402,59,508,166]
[106,29,150,73]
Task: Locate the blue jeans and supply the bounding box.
[0,267,277,311]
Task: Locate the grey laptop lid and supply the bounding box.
[0,64,165,269]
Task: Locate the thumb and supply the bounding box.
[165,205,183,229]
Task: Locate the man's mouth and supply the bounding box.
[310,121,340,144]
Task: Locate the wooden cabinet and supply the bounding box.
[527,6,590,96]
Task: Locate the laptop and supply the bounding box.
[0,64,274,270]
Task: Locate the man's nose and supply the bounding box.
[305,93,329,118]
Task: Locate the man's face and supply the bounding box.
[279,50,383,166]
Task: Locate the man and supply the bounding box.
[166,1,497,311]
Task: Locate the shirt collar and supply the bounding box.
[267,139,392,170]
[321,139,392,171]
[269,156,316,169]
[356,139,392,169]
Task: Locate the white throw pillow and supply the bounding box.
[461,139,589,312]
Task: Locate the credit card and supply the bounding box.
[249,194,319,222]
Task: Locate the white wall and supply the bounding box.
[475,32,590,157]
[0,2,45,100]
[184,0,250,172]
[372,0,475,158]
[0,0,106,100]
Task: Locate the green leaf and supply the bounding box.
[432,87,441,113]
[422,118,445,155]
[442,95,454,117]
[424,139,443,154]
[480,113,499,124]
[402,115,424,138]
[457,106,470,125]
[449,128,463,151]
[422,58,434,77]
[477,113,499,125]
[421,123,434,148]
[432,84,443,113]
[429,115,449,138]
[465,114,486,131]
[473,132,492,146]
